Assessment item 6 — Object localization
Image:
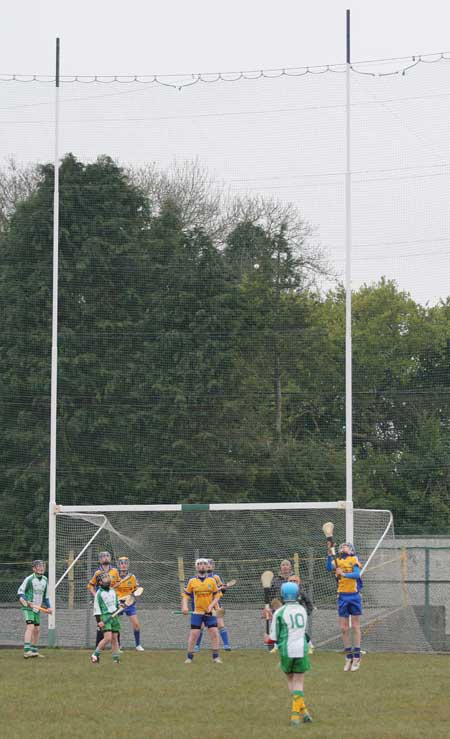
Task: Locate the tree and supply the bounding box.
[224,204,326,445]
[127,160,224,238]
[0,154,151,559]
[0,156,41,232]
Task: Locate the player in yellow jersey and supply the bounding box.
[87,552,121,649]
[326,542,363,672]
[114,556,144,651]
[195,558,231,653]
[182,558,222,664]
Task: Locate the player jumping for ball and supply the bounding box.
[265,581,313,727]
[182,558,222,664]
[326,541,363,672]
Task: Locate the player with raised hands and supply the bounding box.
[265,581,312,727]
[182,557,222,664]
[17,560,52,659]
[324,523,363,672]
[114,556,144,651]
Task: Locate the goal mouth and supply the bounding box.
[46,503,433,652]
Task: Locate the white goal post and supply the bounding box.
[50,501,353,646]
[44,500,434,653]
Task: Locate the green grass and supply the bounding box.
[2,649,449,738]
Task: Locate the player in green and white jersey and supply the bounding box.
[17,560,52,658]
[91,572,121,664]
[265,581,313,727]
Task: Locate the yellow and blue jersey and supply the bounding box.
[115,572,139,600]
[211,572,225,589]
[327,555,362,594]
[88,566,120,591]
[184,576,219,614]
[211,572,225,604]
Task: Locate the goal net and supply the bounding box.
[49,504,432,652]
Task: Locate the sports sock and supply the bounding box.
[112,652,120,662]
[30,645,38,653]
[291,690,306,721]
[219,627,230,648]
[24,642,32,653]
[212,651,219,660]
[187,651,194,660]
[353,647,361,659]
[345,647,353,660]
[134,629,141,646]
[196,630,204,648]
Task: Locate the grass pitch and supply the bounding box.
[1,649,449,738]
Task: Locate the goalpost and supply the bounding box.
[47,501,433,652]
[41,18,438,655]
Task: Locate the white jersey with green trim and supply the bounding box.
[94,588,119,617]
[269,602,308,659]
[17,574,48,607]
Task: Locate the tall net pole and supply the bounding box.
[47,37,60,647]
[345,9,354,544]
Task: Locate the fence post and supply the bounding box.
[400,545,409,606]
[67,549,74,609]
[424,547,431,643]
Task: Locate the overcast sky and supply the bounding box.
[1,1,450,306]
[2,0,450,74]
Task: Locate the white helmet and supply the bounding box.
[195,558,209,573]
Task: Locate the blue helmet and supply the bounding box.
[338,542,355,555]
[281,582,299,602]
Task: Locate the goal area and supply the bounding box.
[49,502,432,652]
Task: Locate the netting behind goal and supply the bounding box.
[45,507,432,652]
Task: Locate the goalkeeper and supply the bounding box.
[326,541,363,672]
[268,559,314,616]
[265,581,312,727]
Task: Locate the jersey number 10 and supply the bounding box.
[289,613,305,629]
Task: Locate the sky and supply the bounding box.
[2,0,450,75]
[1,0,450,305]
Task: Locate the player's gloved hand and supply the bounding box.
[264,634,275,645]
[261,607,272,619]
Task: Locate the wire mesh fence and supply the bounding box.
[0,55,450,649]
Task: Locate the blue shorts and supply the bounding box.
[119,603,137,617]
[190,613,218,629]
[338,593,363,617]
